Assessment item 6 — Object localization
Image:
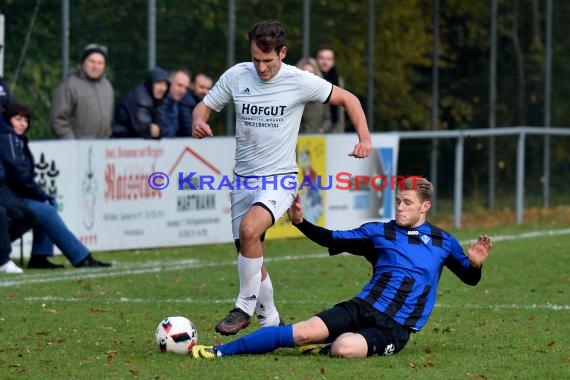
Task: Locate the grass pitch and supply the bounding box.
[0,225,568,379]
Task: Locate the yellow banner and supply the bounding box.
[267,136,327,239]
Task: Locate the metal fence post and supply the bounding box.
[516,131,526,224]
[454,135,464,229]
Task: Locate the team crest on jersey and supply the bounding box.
[421,235,431,245]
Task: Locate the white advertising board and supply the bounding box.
[324,133,400,230]
[11,134,399,258]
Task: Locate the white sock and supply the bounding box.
[235,254,263,316]
[255,273,281,327]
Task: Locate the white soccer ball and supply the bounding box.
[155,316,198,354]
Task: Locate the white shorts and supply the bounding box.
[230,174,298,240]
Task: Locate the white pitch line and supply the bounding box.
[458,227,570,244]
[0,253,328,288]
[3,296,569,312]
[1,227,569,289]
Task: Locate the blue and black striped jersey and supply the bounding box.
[330,220,480,331]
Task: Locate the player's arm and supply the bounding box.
[445,235,492,286]
[328,85,372,159]
[191,101,214,139]
[288,196,372,256]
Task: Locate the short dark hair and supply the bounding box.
[316,44,335,56]
[3,103,31,129]
[191,72,212,83]
[247,20,286,54]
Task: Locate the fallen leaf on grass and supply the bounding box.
[408,361,415,368]
[547,341,556,347]
[8,363,26,372]
[89,307,106,313]
[107,353,116,361]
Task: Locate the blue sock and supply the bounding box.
[214,325,294,357]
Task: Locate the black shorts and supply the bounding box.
[315,297,411,357]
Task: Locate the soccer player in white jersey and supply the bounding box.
[192,19,372,336]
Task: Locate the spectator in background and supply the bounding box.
[0,204,26,274]
[156,70,191,138]
[190,72,213,102]
[0,104,111,269]
[50,43,114,139]
[316,45,345,133]
[0,77,14,114]
[112,67,170,139]
[296,58,332,134]
[178,72,213,137]
[0,160,37,274]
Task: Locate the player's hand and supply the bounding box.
[192,121,214,139]
[348,140,372,159]
[467,234,492,268]
[287,195,304,225]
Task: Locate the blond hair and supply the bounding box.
[401,177,433,203]
[296,57,322,77]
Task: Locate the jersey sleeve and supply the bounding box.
[330,223,375,256]
[203,67,235,112]
[299,70,333,104]
[444,236,482,286]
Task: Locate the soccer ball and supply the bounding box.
[155,316,198,354]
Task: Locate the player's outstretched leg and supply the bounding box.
[191,325,295,360]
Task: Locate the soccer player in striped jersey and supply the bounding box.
[191,177,492,359]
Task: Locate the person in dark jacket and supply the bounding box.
[0,160,37,274]
[0,205,25,273]
[178,72,213,137]
[156,70,190,138]
[0,77,14,115]
[112,68,170,139]
[0,104,111,269]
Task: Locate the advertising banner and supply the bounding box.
[76,138,235,250]
[266,135,327,240]
[324,133,400,230]
[11,134,399,258]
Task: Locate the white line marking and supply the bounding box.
[3,296,568,311]
[459,227,570,244]
[0,254,328,288]
[1,227,568,289]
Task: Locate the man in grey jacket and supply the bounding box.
[50,44,114,139]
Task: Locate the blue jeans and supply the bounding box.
[26,199,89,265]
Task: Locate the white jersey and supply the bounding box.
[204,62,333,177]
